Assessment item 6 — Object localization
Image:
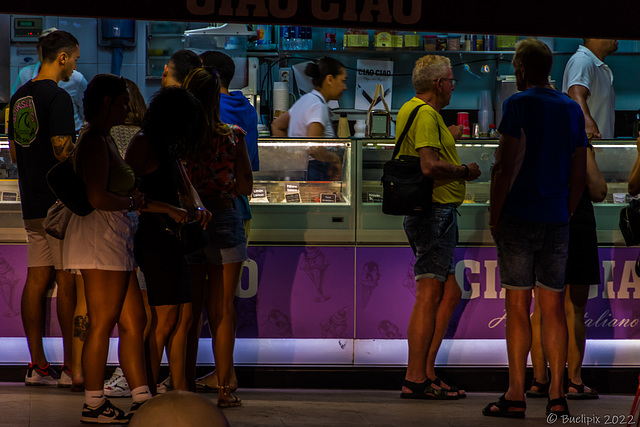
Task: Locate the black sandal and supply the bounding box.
[525,379,549,398]
[567,380,599,400]
[546,396,570,417]
[482,393,526,418]
[400,379,459,400]
[431,377,466,398]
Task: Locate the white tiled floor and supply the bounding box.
[0,383,635,426]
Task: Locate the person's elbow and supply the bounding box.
[236,181,253,196]
[629,181,640,196]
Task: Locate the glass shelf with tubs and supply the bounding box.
[248,138,355,245]
[357,138,639,246]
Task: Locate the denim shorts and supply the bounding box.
[186,202,247,266]
[494,214,569,292]
[403,204,459,283]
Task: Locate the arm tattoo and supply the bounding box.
[426,147,440,153]
[51,136,73,159]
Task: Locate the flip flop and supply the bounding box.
[567,380,599,400]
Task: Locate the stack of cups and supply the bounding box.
[273,81,289,116]
[478,90,493,135]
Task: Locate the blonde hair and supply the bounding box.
[412,55,451,93]
[513,38,552,85]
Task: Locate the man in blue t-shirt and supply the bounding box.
[483,38,587,419]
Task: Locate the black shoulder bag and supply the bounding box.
[381,104,434,216]
[46,159,94,217]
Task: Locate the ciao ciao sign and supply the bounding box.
[186,0,423,25]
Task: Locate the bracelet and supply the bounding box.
[462,164,470,178]
[127,195,136,212]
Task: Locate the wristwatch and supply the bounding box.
[127,196,136,212]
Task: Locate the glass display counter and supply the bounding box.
[248,138,354,244]
[357,138,638,246]
[0,136,24,243]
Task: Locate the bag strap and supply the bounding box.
[392,103,439,160]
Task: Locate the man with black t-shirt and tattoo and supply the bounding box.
[8,30,80,388]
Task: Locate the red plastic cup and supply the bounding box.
[457,112,470,139]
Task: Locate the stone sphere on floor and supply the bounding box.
[130,390,229,426]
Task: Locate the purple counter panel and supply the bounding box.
[355,246,640,341]
[1,244,639,365]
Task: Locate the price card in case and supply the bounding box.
[320,193,337,203]
[251,187,269,203]
[285,183,299,193]
[285,193,301,203]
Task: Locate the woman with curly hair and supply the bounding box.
[181,67,252,407]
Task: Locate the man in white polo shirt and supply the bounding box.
[562,38,617,138]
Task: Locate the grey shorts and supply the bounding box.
[403,204,458,283]
[494,214,569,292]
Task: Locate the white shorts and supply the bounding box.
[63,210,135,271]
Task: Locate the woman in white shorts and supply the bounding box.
[63,74,150,423]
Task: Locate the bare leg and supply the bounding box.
[147,304,179,386]
[166,303,193,391]
[116,271,147,390]
[81,269,129,392]
[425,274,463,394]
[186,263,207,392]
[529,291,549,390]
[21,266,55,367]
[402,277,456,397]
[536,287,568,411]
[205,262,242,405]
[502,289,531,410]
[55,269,76,369]
[565,284,593,393]
[72,274,87,388]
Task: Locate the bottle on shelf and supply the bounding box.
[304,27,313,50]
[291,26,302,50]
[281,26,291,50]
[463,35,472,51]
[337,113,351,138]
[489,124,499,139]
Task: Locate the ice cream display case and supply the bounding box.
[356,138,639,246]
[357,138,496,245]
[248,138,354,244]
[0,136,24,243]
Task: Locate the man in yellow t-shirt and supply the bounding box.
[395,97,466,205]
[398,55,481,401]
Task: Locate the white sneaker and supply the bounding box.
[25,363,59,386]
[157,375,173,394]
[58,365,73,388]
[104,367,131,397]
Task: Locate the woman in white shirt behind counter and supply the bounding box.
[272,57,347,180]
